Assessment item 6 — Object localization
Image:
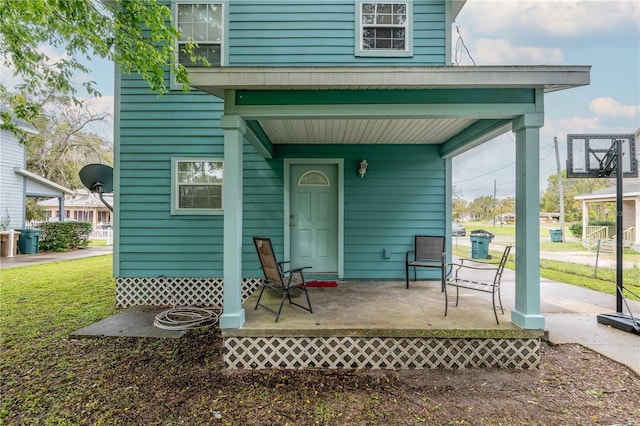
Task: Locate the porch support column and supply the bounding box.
[445,157,453,267]
[219,115,246,329]
[511,112,545,330]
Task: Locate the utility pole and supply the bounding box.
[553,136,565,241]
[492,179,497,227]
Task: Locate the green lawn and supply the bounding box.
[0,256,117,345]
[462,221,573,239]
[2,252,639,424]
[451,246,640,301]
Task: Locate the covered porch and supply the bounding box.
[188,65,591,337]
[223,277,543,370]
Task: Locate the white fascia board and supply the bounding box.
[574,192,640,201]
[188,66,591,97]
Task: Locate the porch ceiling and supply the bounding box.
[257,117,475,144]
[188,65,590,148]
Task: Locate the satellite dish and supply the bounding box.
[79,164,114,212]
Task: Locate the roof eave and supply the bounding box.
[14,168,75,195]
[187,65,591,98]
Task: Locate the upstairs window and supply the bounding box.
[175,2,224,67]
[356,2,412,57]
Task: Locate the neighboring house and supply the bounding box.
[38,189,113,228]
[574,131,639,248]
[0,106,73,231]
[114,0,590,338]
[574,177,640,247]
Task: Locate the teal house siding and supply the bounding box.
[240,144,446,280]
[274,144,444,279]
[112,0,590,331]
[118,73,226,277]
[241,146,285,275]
[229,1,447,66]
[117,1,450,279]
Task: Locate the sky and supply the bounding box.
[5,0,638,201]
[450,0,640,200]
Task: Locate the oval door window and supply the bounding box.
[298,170,330,186]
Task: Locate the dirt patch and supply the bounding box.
[1,328,638,425]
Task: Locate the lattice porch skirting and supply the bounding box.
[115,277,261,308]
[224,336,541,370]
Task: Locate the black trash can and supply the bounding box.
[470,229,494,259]
[15,228,43,254]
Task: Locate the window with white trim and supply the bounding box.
[356,1,412,57]
[175,2,224,67]
[172,158,223,214]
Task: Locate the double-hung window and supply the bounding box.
[172,158,223,214]
[175,2,224,66]
[356,2,412,57]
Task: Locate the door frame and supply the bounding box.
[284,158,344,278]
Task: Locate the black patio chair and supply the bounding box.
[444,245,512,324]
[252,236,313,322]
[405,235,446,291]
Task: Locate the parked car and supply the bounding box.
[452,221,466,236]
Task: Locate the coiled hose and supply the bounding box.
[153,306,220,330]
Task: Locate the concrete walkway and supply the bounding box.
[2,243,638,374]
[0,245,113,269]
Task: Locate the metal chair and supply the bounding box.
[252,236,313,322]
[405,235,446,291]
[445,245,512,324]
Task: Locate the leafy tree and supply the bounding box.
[26,199,46,221]
[1,0,199,141]
[452,186,468,220]
[496,197,515,215]
[468,196,494,221]
[540,172,611,221]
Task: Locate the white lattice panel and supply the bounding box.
[116,277,262,308]
[224,337,540,370]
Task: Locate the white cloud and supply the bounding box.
[464,38,564,65]
[544,116,603,137]
[458,0,640,47]
[82,95,114,116]
[589,97,640,120]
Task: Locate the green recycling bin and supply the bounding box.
[470,229,494,259]
[549,229,563,243]
[15,228,43,254]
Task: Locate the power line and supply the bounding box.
[453,23,476,66]
[453,162,515,184]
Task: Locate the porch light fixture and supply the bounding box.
[358,159,368,178]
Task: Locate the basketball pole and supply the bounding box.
[615,139,623,313]
[568,133,638,333]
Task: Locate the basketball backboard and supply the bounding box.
[567,134,637,178]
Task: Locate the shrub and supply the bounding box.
[588,220,616,227]
[39,221,92,252]
[569,222,583,238]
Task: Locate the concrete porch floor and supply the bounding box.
[224,279,539,339]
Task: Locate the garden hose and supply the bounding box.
[153,306,220,330]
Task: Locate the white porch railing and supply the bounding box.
[585,225,608,241]
[622,226,636,246]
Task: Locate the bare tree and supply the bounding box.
[26,95,112,189]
